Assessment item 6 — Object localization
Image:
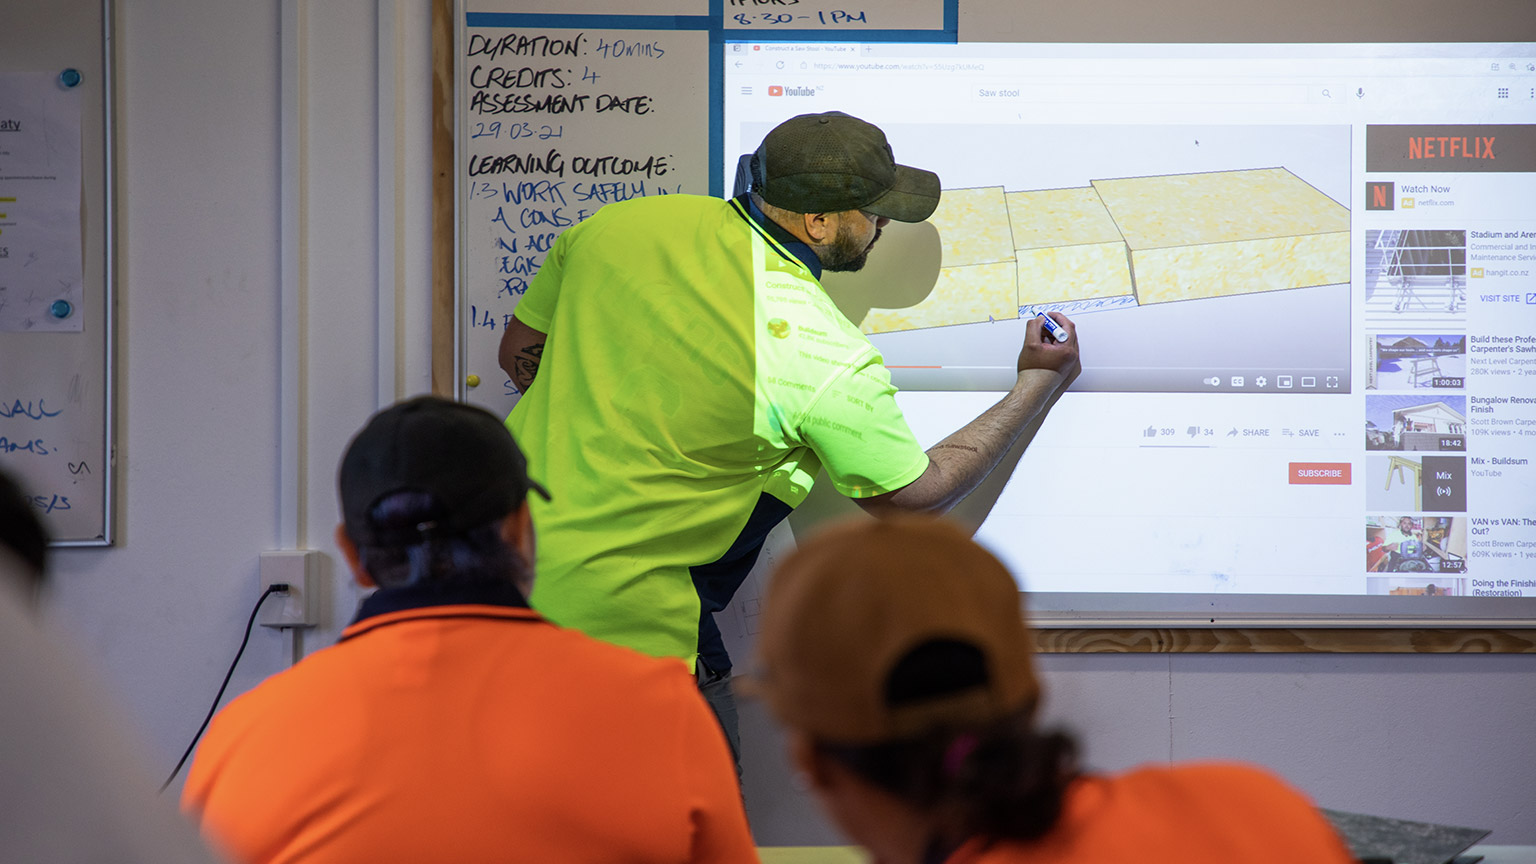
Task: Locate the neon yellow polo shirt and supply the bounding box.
[507,194,927,666]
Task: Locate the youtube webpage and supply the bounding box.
[723,43,1536,610]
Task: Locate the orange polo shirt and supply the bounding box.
[944,762,1353,864]
[183,581,756,864]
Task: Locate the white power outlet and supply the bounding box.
[258,550,321,629]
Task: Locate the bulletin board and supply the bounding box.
[0,0,114,545]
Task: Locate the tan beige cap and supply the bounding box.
[749,515,1039,744]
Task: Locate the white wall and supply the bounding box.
[44,0,435,790]
[726,557,1536,846]
[35,0,1536,848]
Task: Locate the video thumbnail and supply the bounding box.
[1363,229,1467,328]
[1364,394,1467,452]
[1366,333,1466,390]
[1366,515,1468,574]
[1365,454,1468,512]
[1366,576,1469,596]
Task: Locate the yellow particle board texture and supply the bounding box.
[1129,233,1351,305]
[862,261,1018,335]
[930,186,1014,268]
[1006,187,1133,304]
[1017,241,1135,305]
[1090,168,1349,304]
[1006,187,1124,250]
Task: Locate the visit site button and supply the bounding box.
[1289,462,1351,485]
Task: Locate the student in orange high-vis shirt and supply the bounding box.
[183,396,755,864]
[748,515,1356,864]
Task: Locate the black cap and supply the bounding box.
[338,396,549,547]
[752,111,940,222]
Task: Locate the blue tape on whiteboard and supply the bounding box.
[709,0,724,198]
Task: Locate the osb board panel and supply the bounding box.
[1130,230,1350,304]
[1034,628,1536,654]
[930,186,1014,268]
[1017,241,1135,306]
[1005,186,1124,251]
[1090,167,1349,250]
[862,260,1018,335]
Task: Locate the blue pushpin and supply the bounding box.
[50,299,73,319]
[59,68,82,88]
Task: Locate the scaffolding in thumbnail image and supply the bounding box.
[1365,229,1467,321]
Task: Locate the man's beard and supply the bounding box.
[822,222,882,273]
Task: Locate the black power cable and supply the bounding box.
[160,584,287,793]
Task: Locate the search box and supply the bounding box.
[971,82,1314,104]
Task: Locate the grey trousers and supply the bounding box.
[698,662,741,778]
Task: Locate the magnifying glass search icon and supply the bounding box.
[1321,88,1331,98]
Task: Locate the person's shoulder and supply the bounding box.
[1062,762,1350,863]
[206,637,368,724]
[1119,762,1347,846]
[567,194,736,249]
[540,624,695,685]
[599,192,729,221]
[1118,760,1310,802]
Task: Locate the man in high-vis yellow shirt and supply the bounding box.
[499,111,1081,760]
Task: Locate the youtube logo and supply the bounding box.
[769,85,783,96]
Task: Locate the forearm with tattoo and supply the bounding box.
[510,342,544,393]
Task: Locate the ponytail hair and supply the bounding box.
[814,638,1079,843]
[355,490,529,589]
[817,712,1077,843]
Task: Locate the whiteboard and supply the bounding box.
[452,0,953,417]
[455,3,713,419]
[0,0,113,545]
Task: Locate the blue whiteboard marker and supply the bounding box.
[1035,311,1069,343]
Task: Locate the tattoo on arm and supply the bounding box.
[930,443,980,454]
[512,342,544,392]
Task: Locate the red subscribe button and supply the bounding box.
[1289,462,1351,485]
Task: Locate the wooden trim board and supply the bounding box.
[430,0,455,396]
[1034,628,1536,653]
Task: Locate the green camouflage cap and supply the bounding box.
[752,111,940,222]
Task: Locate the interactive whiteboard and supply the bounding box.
[724,39,1536,624]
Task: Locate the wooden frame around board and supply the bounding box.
[431,0,456,397]
[1032,628,1536,654]
[426,0,1535,654]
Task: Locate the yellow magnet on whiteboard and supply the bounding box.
[466,374,481,388]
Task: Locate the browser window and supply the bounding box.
[724,42,1536,607]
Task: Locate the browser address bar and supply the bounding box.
[971,82,1315,104]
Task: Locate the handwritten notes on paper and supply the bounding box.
[0,73,83,333]
[461,18,709,418]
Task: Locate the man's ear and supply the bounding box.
[802,211,834,243]
[498,501,535,562]
[334,523,376,589]
[499,502,537,598]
